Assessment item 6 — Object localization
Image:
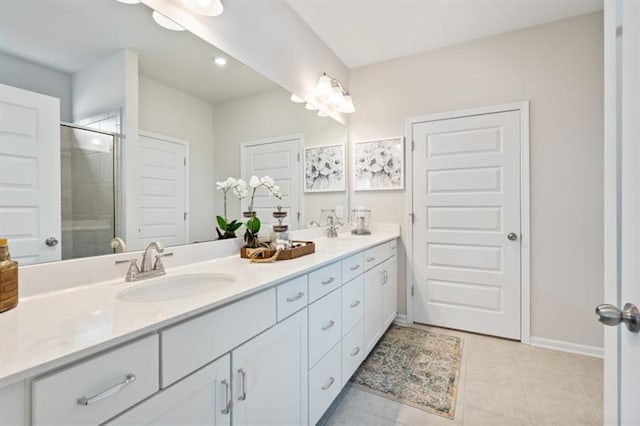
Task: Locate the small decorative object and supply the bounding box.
[351,207,372,235]
[304,144,346,192]
[271,206,291,251]
[215,177,248,239]
[242,175,281,250]
[354,137,404,191]
[0,238,19,313]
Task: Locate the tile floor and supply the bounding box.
[323,325,603,426]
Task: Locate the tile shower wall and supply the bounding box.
[61,125,116,260]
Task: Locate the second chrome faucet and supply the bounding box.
[116,241,173,282]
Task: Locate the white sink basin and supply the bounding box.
[117,273,236,303]
[333,236,375,242]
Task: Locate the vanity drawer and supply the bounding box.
[162,288,276,386]
[308,288,341,367]
[276,275,308,321]
[309,342,341,426]
[32,335,159,426]
[375,240,395,263]
[341,252,364,284]
[341,274,363,336]
[308,262,341,303]
[363,248,377,270]
[341,321,364,386]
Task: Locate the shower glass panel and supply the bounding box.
[60,124,116,260]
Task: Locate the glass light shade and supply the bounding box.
[152,11,185,31]
[305,102,318,111]
[182,0,224,16]
[290,94,305,103]
[328,85,344,107]
[338,95,356,113]
[314,74,332,98]
[116,0,141,3]
[317,109,330,117]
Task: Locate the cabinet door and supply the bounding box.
[382,256,398,329]
[232,309,308,426]
[363,265,383,354]
[107,355,231,426]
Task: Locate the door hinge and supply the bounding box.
[184,157,187,166]
[184,212,188,221]
[297,152,301,162]
[409,213,415,224]
[411,286,414,297]
[297,212,301,222]
[412,140,415,151]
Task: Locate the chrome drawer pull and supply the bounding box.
[220,379,231,415]
[366,257,375,262]
[350,300,361,308]
[349,264,360,271]
[321,277,335,285]
[237,368,247,401]
[77,373,136,406]
[350,347,361,357]
[286,291,305,302]
[321,320,336,331]
[321,377,335,391]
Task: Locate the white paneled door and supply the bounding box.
[241,136,301,230]
[411,109,523,339]
[137,132,188,248]
[0,84,61,264]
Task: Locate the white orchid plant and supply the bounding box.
[215,177,248,239]
[244,175,282,248]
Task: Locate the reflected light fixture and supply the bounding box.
[338,95,356,114]
[152,10,186,31]
[115,0,141,3]
[315,73,333,98]
[309,73,356,114]
[214,56,227,66]
[305,102,319,111]
[182,0,224,16]
[317,109,330,118]
[290,94,305,103]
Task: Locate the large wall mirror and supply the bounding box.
[0,0,348,265]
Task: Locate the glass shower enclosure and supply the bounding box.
[60,124,117,260]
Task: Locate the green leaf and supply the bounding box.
[228,221,242,232]
[247,216,261,234]
[216,216,227,231]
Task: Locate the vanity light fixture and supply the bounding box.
[152,10,186,31]
[290,94,305,103]
[305,102,319,111]
[317,109,330,118]
[182,0,224,16]
[213,56,228,66]
[312,73,356,114]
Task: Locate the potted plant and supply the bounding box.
[243,175,281,250]
[215,177,248,239]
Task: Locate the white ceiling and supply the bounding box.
[0,0,277,104]
[286,0,604,68]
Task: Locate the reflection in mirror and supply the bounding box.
[0,0,347,265]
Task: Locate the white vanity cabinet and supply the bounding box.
[107,354,231,426]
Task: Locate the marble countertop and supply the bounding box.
[0,231,399,387]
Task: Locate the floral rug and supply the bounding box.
[350,325,464,419]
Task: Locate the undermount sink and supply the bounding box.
[117,273,236,303]
[332,236,375,242]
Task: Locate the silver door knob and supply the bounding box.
[596,303,640,332]
[507,232,518,241]
[45,237,58,247]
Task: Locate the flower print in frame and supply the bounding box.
[354,137,404,191]
[304,144,346,192]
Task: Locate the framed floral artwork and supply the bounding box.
[353,137,404,191]
[304,144,346,192]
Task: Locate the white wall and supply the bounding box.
[212,88,348,226]
[349,13,604,348]
[138,76,215,243]
[140,0,350,125]
[0,52,72,121]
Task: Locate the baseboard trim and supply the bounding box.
[393,314,409,326]
[530,336,603,358]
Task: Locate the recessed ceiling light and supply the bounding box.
[152,10,185,31]
[115,0,141,3]
[290,94,305,103]
[182,0,224,16]
[213,56,228,66]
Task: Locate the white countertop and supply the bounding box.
[0,231,399,387]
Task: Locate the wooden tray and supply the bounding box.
[240,241,315,261]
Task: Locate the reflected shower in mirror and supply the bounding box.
[0,0,348,265]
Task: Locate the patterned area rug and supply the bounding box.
[350,325,464,419]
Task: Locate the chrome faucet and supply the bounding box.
[115,241,173,282]
[326,216,343,239]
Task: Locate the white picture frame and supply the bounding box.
[353,137,405,191]
[304,143,346,193]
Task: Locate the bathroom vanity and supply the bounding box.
[0,229,399,425]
